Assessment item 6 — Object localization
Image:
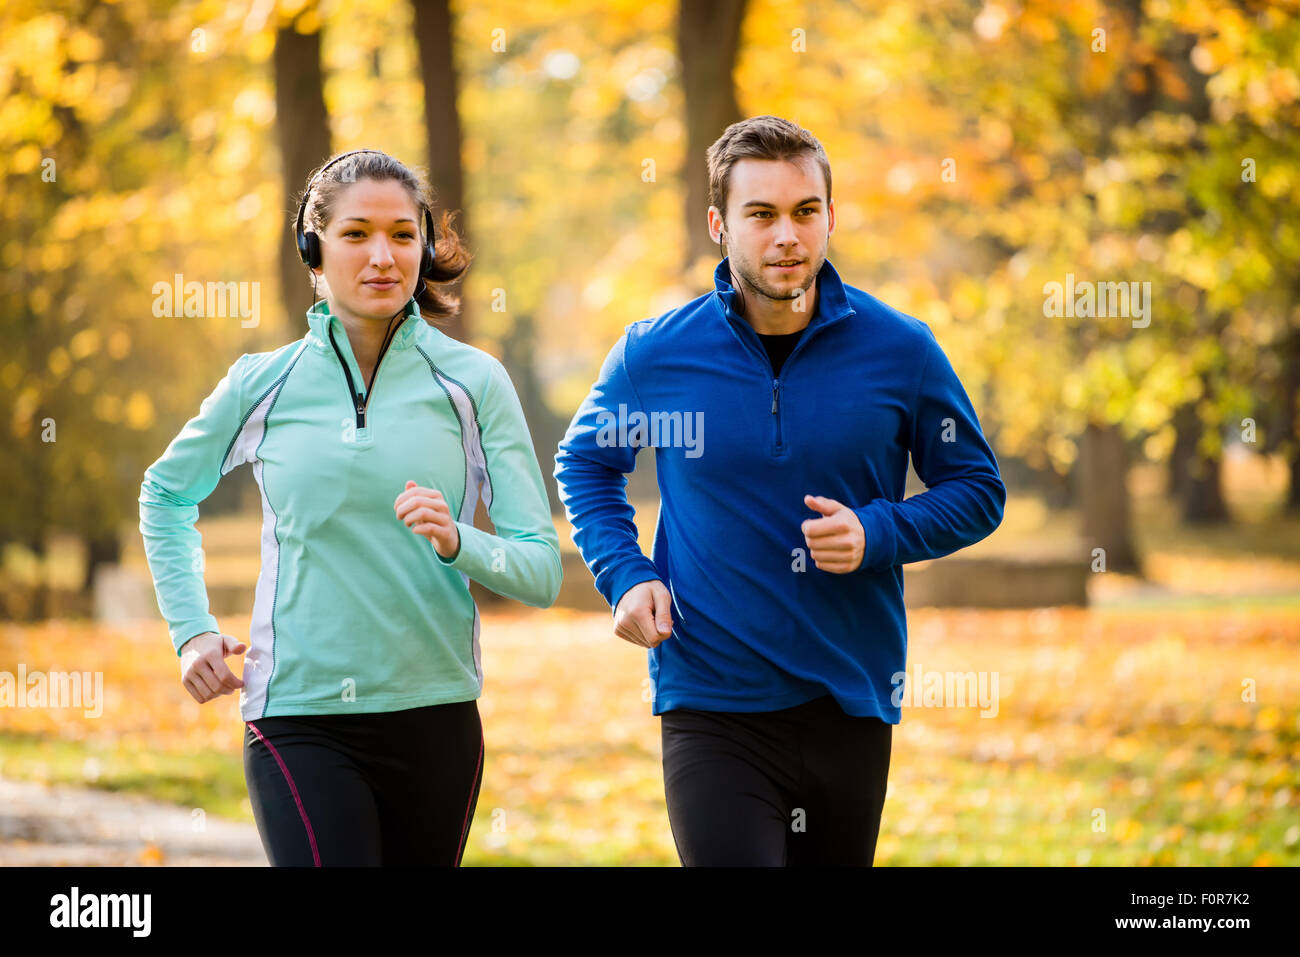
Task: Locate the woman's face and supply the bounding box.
[313,178,424,322]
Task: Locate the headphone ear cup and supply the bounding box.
[301,230,322,270]
[418,206,437,278]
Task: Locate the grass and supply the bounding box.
[2,603,1297,866]
[0,730,248,820]
[2,450,1297,864]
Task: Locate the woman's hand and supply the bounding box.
[395,479,461,559]
[179,632,246,704]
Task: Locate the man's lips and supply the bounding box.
[767,260,804,270]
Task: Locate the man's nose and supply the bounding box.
[774,215,798,246]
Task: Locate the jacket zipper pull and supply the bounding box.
[771,381,778,414]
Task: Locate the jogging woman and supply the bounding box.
[138,149,562,866]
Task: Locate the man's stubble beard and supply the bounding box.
[729,241,826,308]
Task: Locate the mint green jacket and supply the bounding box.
[138,298,562,719]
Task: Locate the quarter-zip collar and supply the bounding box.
[305,296,423,354]
[305,296,421,432]
[711,255,856,343]
[712,256,857,458]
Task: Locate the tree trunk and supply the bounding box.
[1171,376,1229,524]
[274,5,332,330]
[1289,454,1300,513]
[501,314,566,514]
[29,534,50,622]
[678,0,748,278]
[412,0,469,343]
[82,533,123,596]
[1077,422,1142,575]
[1279,327,1300,512]
[1041,459,1073,510]
[1169,401,1196,506]
[1182,453,1227,523]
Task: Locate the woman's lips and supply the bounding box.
[365,280,398,290]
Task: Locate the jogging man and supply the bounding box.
[554,115,1006,866]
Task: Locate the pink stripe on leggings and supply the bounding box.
[248,721,321,867]
[455,732,484,866]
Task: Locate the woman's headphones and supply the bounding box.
[294,148,438,278]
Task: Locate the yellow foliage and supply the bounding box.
[124,391,156,430]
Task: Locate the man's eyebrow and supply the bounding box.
[740,197,824,209]
[338,217,418,224]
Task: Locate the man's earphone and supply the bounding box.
[294,148,438,278]
[717,223,748,317]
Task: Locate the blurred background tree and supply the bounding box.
[1,0,1297,613]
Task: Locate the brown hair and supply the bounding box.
[298,151,471,324]
[706,115,832,226]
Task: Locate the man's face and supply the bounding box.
[709,155,834,306]
[314,178,424,321]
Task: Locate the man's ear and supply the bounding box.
[708,205,726,243]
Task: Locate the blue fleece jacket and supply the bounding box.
[554,257,1006,723]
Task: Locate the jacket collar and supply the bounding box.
[305,296,423,352]
[711,255,855,335]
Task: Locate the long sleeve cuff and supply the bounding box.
[434,519,563,608]
[601,557,663,615]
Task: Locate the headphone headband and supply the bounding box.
[294,149,437,278]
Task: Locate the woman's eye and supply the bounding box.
[344,230,363,237]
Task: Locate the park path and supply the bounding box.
[0,774,266,866]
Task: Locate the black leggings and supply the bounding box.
[243,699,483,866]
[661,694,893,866]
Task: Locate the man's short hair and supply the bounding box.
[706,115,832,225]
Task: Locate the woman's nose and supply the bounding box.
[370,239,395,267]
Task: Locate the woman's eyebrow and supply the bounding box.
[338,216,418,224]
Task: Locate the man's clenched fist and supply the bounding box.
[613,579,673,648]
[801,494,865,573]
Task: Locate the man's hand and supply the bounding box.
[395,479,461,559]
[613,580,674,648]
[802,494,865,573]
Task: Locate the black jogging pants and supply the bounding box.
[661,694,893,866]
[243,699,483,867]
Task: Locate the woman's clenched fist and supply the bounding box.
[395,479,461,559]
